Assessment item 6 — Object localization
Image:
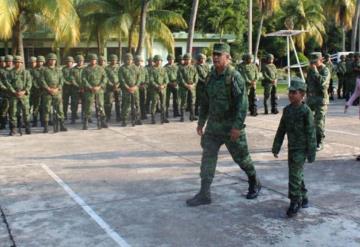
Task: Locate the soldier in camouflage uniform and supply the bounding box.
[238,54,259,116]
[81,54,108,130]
[28,57,37,71]
[40,53,67,133]
[177,53,198,122]
[0,55,14,129]
[261,54,278,114]
[99,56,107,68]
[164,54,179,118]
[324,54,337,101]
[67,55,84,124]
[62,56,74,121]
[336,55,347,99]
[345,53,355,101]
[272,79,317,218]
[29,56,46,127]
[194,53,210,116]
[134,55,148,120]
[148,55,169,124]
[186,43,261,207]
[104,54,121,122]
[145,58,153,114]
[6,56,32,135]
[119,53,141,126]
[306,52,330,151]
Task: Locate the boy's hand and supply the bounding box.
[307,153,316,163]
[273,153,278,158]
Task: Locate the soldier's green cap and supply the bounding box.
[37,56,45,62]
[196,53,206,60]
[167,54,175,60]
[183,53,192,60]
[88,54,98,60]
[29,56,37,63]
[310,52,322,63]
[125,53,133,60]
[0,56,5,62]
[65,56,74,62]
[213,43,230,54]
[266,54,274,60]
[134,55,143,62]
[242,53,253,60]
[289,78,306,92]
[5,55,13,62]
[75,55,84,62]
[99,56,106,61]
[47,53,57,60]
[109,54,118,61]
[14,56,23,63]
[153,55,162,61]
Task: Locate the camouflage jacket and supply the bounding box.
[148,66,168,92]
[164,63,178,84]
[306,65,330,105]
[40,66,64,90]
[336,61,347,77]
[135,65,148,87]
[30,67,45,89]
[6,68,32,95]
[237,62,259,87]
[199,65,248,135]
[261,63,277,84]
[195,63,210,83]
[62,66,73,86]
[119,64,139,89]
[82,65,107,90]
[105,64,120,89]
[177,64,198,89]
[272,103,316,155]
[70,65,84,88]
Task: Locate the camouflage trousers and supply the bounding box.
[179,87,195,112]
[166,85,178,113]
[263,83,277,111]
[42,93,65,122]
[308,103,327,144]
[30,88,43,118]
[200,131,256,183]
[83,90,105,119]
[121,90,140,122]
[288,150,307,201]
[195,81,205,114]
[248,86,257,114]
[0,94,9,117]
[104,88,121,121]
[9,96,30,127]
[150,89,165,115]
[139,87,147,118]
[63,85,80,120]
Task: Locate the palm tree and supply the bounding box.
[351,0,360,51]
[207,6,239,42]
[281,0,326,52]
[325,0,355,51]
[254,0,280,60]
[0,0,79,60]
[187,0,199,54]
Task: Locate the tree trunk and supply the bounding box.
[128,22,135,54]
[254,15,264,64]
[118,35,122,63]
[186,0,199,54]
[136,0,150,56]
[4,41,9,55]
[342,27,346,52]
[248,0,253,54]
[96,30,102,55]
[12,18,24,61]
[351,0,360,51]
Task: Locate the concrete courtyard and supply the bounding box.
[0,96,360,247]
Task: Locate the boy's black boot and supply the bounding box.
[287,200,301,218]
[246,175,261,199]
[186,180,211,207]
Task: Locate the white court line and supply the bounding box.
[41,164,130,247]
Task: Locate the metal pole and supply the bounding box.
[287,36,291,86]
[248,0,253,54]
[290,36,305,82]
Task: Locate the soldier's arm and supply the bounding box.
[39,70,50,90]
[198,84,209,127]
[232,72,248,130]
[25,70,32,94]
[70,70,80,87]
[62,68,72,85]
[105,68,114,87]
[272,112,286,155]
[305,107,317,159]
[177,68,186,87]
[314,66,330,89]
[193,67,199,85]
[101,69,107,89]
[262,66,271,81]
[82,69,92,90]
[4,74,16,94]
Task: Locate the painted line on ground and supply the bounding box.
[41,164,130,247]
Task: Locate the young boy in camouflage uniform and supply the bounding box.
[272,79,317,218]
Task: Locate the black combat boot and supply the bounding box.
[174,107,180,118]
[246,175,261,199]
[301,198,309,208]
[271,108,279,114]
[186,180,212,207]
[180,110,184,122]
[32,115,38,127]
[101,117,108,128]
[264,104,269,114]
[287,200,301,218]
[25,122,31,135]
[0,116,7,129]
[82,118,88,130]
[189,107,198,121]
[60,121,68,132]
[151,114,156,124]
[43,121,49,133]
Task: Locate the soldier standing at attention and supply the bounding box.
[69,55,84,124]
[99,56,107,68]
[336,55,347,99]
[145,58,153,115]
[164,54,180,118]
[177,53,198,122]
[134,55,148,120]
[62,56,74,121]
[261,54,278,114]
[186,43,261,207]
[238,54,259,116]
[104,54,121,122]
[81,54,108,130]
[119,53,141,127]
[30,56,46,127]
[306,52,330,151]
[194,53,210,116]
[272,79,317,218]
[40,53,67,133]
[0,55,14,130]
[6,56,32,135]
[149,55,169,124]
[28,57,37,71]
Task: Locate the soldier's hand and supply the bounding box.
[196,126,203,136]
[230,128,241,142]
